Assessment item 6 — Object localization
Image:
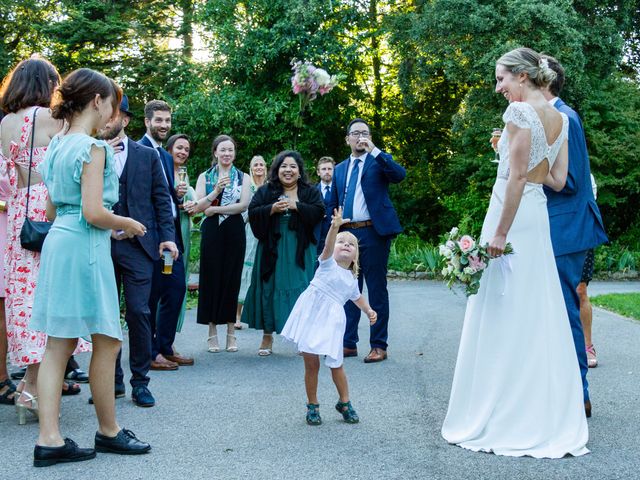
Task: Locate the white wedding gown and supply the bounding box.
[441,102,589,458]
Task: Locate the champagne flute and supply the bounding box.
[490,128,502,163]
[177,166,188,184]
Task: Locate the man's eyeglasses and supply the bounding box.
[348,131,370,138]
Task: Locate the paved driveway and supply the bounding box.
[3,280,639,479]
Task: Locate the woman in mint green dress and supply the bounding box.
[29,69,149,466]
[235,154,267,328]
[241,151,324,356]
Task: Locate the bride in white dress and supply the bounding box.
[441,48,589,458]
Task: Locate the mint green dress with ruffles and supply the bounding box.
[30,134,122,340]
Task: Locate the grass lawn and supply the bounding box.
[591,293,640,320]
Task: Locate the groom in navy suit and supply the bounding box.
[542,56,608,417]
[139,100,190,372]
[328,119,406,363]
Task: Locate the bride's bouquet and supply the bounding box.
[290,59,343,127]
[439,227,513,296]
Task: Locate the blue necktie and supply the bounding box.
[323,185,331,203]
[343,158,360,220]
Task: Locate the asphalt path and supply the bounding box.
[2,280,639,479]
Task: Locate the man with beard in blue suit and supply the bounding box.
[139,100,192,374]
[541,56,608,418]
[328,118,406,363]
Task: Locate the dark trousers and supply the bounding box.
[149,252,186,358]
[113,241,155,389]
[555,250,589,402]
[342,226,391,350]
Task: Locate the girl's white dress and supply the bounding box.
[281,256,361,368]
[441,102,589,458]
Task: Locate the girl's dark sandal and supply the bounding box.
[335,401,359,424]
[306,403,322,425]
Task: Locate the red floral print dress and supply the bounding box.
[5,107,90,366]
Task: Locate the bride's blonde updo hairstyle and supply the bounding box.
[497,47,557,88]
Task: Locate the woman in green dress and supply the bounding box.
[30,68,149,466]
[166,133,196,333]
[241,150,324,356]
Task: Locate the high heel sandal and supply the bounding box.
[16,391,38,425]
[258,335,273,356]
[207,335,220,353]
[226,334,238,352]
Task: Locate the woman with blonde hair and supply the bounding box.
[235,154,267,329]
[442,47,588,458]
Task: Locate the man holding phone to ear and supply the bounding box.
[96,95,177,408]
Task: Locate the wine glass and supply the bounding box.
[490,128,502,163]
[278,194,290,215]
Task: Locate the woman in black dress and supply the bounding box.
[185,135,251,353]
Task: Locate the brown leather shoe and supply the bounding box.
[150,355,179,371]
[364,348,387,363]
[343,347,358,358]
[164,354,194,366]
[585,400,592,418]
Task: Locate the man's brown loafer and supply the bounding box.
[343,347,358,358]
[150,355,179,371]
[164,354,194,366]
[364,348,387,363]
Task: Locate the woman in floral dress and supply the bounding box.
[0,57,90,419]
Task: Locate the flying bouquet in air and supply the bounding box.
[291,59,343,127]
[439,227,514,296]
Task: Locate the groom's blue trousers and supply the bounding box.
[555,251,589,403]
[343,226,392,351]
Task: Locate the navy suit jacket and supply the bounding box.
[544,98,608,256]
[115,139,175,261]
[138,135,184,251]
[315,182,332,246]
[328,150,406,237]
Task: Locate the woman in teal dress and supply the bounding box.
[166,133,196,333]
[241,150,324,356]
[29,68,149,467]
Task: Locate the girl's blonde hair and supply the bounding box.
[337,231,360,278]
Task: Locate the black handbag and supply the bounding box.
[19,108,51,252]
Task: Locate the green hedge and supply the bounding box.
[388,234,638,277]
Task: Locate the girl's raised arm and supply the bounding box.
[320,207,349,261]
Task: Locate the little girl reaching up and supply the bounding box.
[281,207,377,425]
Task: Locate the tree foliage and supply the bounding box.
[1,0,639,242]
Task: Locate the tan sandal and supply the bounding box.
[207,335,220,353]
[226,334,238,352]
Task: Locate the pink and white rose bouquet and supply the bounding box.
[439,227,513,296]
[291,59,343,126]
